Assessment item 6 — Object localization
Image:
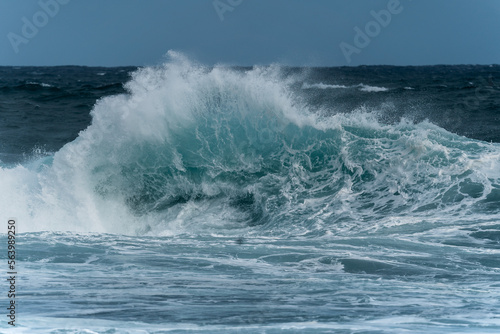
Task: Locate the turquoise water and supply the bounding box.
[1,54,500,332]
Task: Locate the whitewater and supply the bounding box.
[1,53,500,333]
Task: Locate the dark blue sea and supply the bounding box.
[1,53,500,333]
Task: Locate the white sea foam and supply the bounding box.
[358,83,389,92]
[27,81,52,87]
[1,52,499,236]
[301,82,349,89]
[301,82,389,92]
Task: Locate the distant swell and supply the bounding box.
[302,82,349,89]
[357,83,388,92]
[1,52,499,236]
[302,82,389,92]
[0,83,61,93]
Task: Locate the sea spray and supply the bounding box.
[1,56,500,333]
[0,52,499,236]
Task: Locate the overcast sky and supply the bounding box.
[0,0,499,67]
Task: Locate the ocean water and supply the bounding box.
[1,53,500,333]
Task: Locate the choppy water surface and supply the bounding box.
[1,54,499,332]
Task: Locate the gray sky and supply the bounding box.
[1,0,499,66]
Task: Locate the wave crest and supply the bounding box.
[1,52,499,235]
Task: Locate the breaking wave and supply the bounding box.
[1,52,499,236]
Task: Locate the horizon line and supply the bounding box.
[1,63,499,69]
